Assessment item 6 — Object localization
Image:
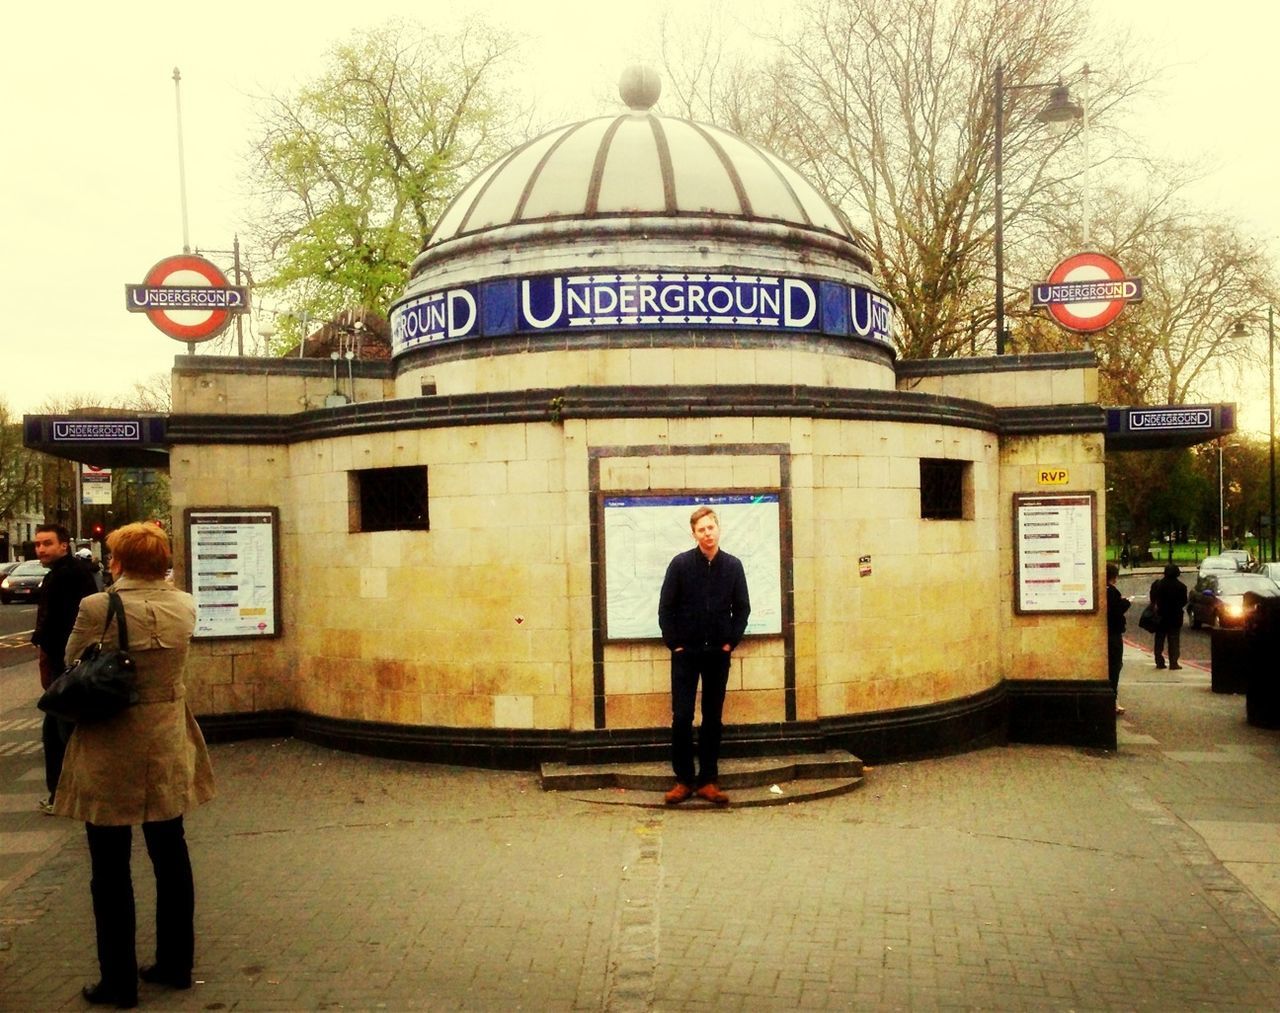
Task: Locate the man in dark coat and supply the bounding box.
[1106,563,1131,714]
[1149,563,1188,671]
[31,524,98,812]
[658,506,750,806]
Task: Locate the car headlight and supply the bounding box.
[1224,602,1245,618]
[0,578,9,590]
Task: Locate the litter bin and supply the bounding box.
[1245,594,1280,729]
[1209,627,1248,694]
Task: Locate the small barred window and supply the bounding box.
[353,467,429,532]
[920,459,968,520]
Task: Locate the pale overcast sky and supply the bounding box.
[3,0,1278,432]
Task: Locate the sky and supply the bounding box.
[3,0,1279,434]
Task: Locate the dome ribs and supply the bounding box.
[734,130,814,229]
[646,115,678,213]
[585,116,627,216]
[514,120,590,221]
[456,132,549,235]
[685,121,753,219]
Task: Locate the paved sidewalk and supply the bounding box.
[2,646,1279,1011]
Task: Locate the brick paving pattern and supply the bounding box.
[1,642,1279,1011]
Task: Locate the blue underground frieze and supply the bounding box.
[390,271,894,356]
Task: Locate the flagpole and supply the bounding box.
[172,67,191,255]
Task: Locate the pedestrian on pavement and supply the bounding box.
[76,546,107,591]
[1149,563,1188,670]
[31,523,98,814]
[658,506,751,806]
[54,522,216,1009]
[1106,563,1131,714]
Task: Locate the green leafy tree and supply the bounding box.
[0,400,43,549]
[246,19,526,349]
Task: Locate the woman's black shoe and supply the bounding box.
[81,981,138,1008]
[140,963,193,989]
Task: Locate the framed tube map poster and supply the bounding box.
[601,492,784,641]
[184,507,281,639]
[1013,492,1098,614]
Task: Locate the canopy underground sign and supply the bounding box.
[125,254,248,342]
[1030,252,1143,333]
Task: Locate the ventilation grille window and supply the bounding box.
[355,467,429,532]
[920,459,967,520]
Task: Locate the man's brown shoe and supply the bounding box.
[695,783,730,805]
[664,783,694,805]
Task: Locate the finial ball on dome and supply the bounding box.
[619,65,661,111]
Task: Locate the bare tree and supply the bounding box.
[117,373,173,413]
[1020,179,1272,405]
[654,0,1148,359]
[656,7,799,153]
[773,0,1151,358]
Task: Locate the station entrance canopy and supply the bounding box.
[23,415,169,468]
[1105,404,1235,451]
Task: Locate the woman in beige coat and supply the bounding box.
[55,522,215,1008]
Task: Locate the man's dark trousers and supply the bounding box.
[671,646,731,787]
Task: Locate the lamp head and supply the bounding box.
[1037,83,1082,135]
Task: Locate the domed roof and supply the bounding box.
[424,69,865,256]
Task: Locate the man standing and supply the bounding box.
[658,506,750,806]
[1149,563,1188,671]
[31,524,98,813]
[1105,563,1131,715]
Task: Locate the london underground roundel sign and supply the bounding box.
[1030,252,1143,333]
[124,254,248,342]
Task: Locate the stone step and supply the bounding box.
[541,749,863,793]
[555,774,864,810]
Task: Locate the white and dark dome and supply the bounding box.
[417,67,871,270]
[391,68,894,368]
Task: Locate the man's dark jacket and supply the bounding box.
[31,554,98,671]
[1106,583,1130,636]
[1150,574,1188,631]
[658,547,751,652]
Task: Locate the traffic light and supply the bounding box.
[91,523,104,539]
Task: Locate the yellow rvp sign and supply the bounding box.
[1037,468,1069,485]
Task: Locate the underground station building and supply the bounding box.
[26,75,1237,768]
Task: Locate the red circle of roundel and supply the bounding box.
[1043,252,1129,333]
[142,255,234,341]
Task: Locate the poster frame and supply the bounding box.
[183,505,283,640]
[1012,491,1099,615]
[597,488,785,644]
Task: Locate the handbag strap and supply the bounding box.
[99,591,131,653]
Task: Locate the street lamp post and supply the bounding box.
[1218,438,1226,556]
[1270,306,1277,561]
[993,63,1084,356]
[1218,439,1242,555]
[1235,310,1277,562]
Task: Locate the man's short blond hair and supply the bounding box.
[689,506,718,529]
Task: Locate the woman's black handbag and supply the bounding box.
[1137,602,1160,633]
[37,591,138,723]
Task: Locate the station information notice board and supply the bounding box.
[184,507,281,639]
[1013,492,1098,614]
[601,492,784,641]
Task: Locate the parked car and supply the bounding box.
[1187,571,1280,628]
[0,561,20,583]
[1198,554,1244,574]
[1261,561,1280,584]
[0,560,49,604]
[1220,549,1259,572]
